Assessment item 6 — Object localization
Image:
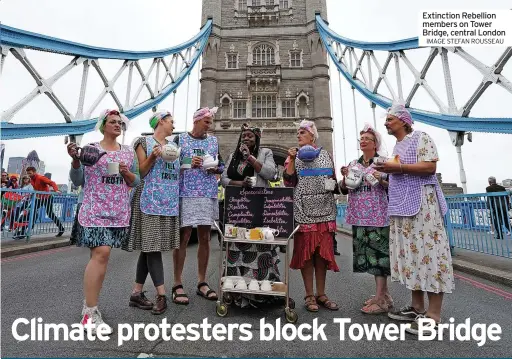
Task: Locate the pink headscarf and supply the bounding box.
[193,107,218,123]
[387,104,413,126]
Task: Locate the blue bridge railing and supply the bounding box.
[1,188,78,240]
[444,191,511,258]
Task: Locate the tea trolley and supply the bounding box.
[213,221,301,324]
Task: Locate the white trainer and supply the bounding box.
[80,307,113,336]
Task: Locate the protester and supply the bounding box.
[486,176,511,239]
[123,111,180,315]
[172,107,224,304]
[68,109,140,334]
[283,120,339,312]
[340,123,392,314]
[374,104,453,335]
[221,123,285,308]
[26,166,65,237]
[6,176,19,189]
[1,171,8,188]
[20,175,33,190]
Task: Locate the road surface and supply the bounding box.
[1,233,511,358]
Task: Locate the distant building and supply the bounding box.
[7,157,24,175]
[437,173,463,195]
[38,161,46,175]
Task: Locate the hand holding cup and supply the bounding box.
[191,156,203,168]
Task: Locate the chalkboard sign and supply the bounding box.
[224,186,295,238]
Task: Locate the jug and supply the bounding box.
[345,166,364,189]
[297,145,322,162]
[160,144,181,162]
[73,144,107,167]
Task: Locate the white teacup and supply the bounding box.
[235,279,247,290]
[246,176,256,187]
[108,162,119,175]
[324,178,336,191]
[366,173,379,187]
[237,227,247,240]
[260,280,272,291]
[248,280,260,291]
[223,278,234,289]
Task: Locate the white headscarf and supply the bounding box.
[296,120,318,141]
[95,109,129,134]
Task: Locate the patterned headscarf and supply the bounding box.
[95,109,129,134]
[226,123,262,181]
[149,110,172,129]
[387,104,413,126]
[297,119,318,141]
[193,107,218,123]
[360,123,382,151]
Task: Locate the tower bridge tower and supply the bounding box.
[200,0,333,168]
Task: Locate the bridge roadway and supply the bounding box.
[1,233,511,358]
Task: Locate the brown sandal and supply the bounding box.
[316,295,339,311]
[304,295,319,312]
[361,301,389,315]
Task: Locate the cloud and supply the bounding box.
[1,0,511,192]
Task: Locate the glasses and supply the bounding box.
[358,137,375,142]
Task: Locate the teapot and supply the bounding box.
[73,144,107,167]
[161,144,181,162]
[297,145,322,162]
[345,166,364,189]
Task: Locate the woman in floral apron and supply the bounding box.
[68,109,140,335]
[283,120,340,313]
[123,111,180,315]
[375,104,454,335]
[340,124,392,314]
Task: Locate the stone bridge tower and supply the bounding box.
[200,0,333,169]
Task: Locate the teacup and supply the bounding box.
[235,279,247,290]
[248,280,260,291]
[223,278,234,289]
[260,280,272,291]
[246,228,264,240]
[366,173,379,187]
[237,227,247,240]
[224,224,237,238]
[324,178,336,191]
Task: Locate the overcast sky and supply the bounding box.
[1,0,511,193]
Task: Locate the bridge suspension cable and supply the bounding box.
[316,15,512,134]
[0,20,212,140]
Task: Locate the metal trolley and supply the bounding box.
[213,221,301,324]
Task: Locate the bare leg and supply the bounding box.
[300,259,318,311]
[314,251,338,310]
[314,252,327,296]
[172,227,191,303]
[83,246,111,307]
[411,290,426,313]
[426,292,444,322]
[196,225,216,299]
